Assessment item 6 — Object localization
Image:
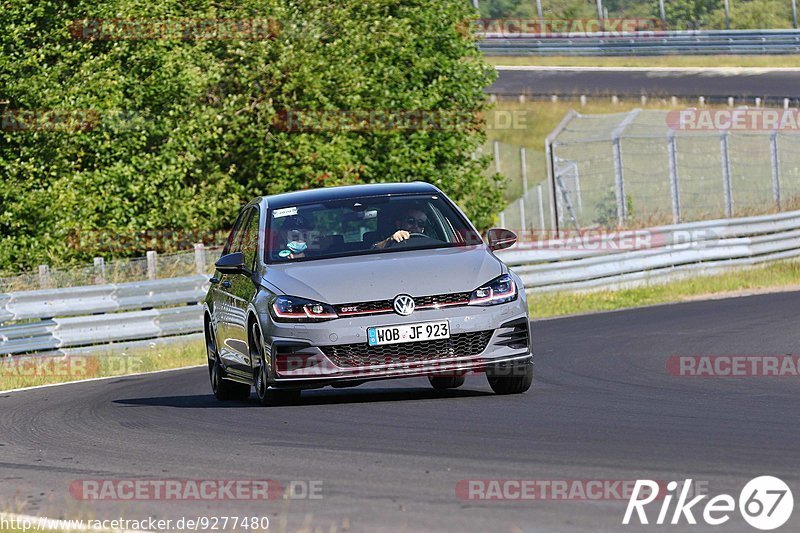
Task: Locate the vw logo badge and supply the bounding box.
[393,294,415,316]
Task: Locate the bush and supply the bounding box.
[0,0,501,273]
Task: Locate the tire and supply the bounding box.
[207,325,250,402]
[252,322,301,406]
[428,374,465,390]
[486,361,533,395]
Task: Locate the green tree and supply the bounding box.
[0,0,501,272]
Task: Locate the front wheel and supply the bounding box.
[210,357,251,401]
[486,361,533,395]
[252,323,301,406]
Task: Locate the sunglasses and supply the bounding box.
[406,217,427,227]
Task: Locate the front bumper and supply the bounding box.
[261,298,532,387]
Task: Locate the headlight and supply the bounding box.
[271,296,338,322]
[468,274,517,306]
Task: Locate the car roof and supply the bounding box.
[259,182,441,210]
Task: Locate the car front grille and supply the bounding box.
[320,330,493,368]
[334,291,472,317]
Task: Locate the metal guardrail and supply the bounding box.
[479,29,800,55]
[0,275,208,356]
[2,211,799,356]
[496,210,800,292]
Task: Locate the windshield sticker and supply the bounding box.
[273,207,298,218]
[278,249,292,258]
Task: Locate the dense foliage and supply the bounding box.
[0,0,501,272]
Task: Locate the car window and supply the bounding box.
[222,208,250,256]
[240,207,261,272]
[266,194,480,263]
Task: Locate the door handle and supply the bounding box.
[209,277,220,284]
[221,280,231,289]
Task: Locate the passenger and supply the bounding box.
[277,215,313,259]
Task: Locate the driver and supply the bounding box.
[372,206,428,249]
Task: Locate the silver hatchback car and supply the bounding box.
[204,182,532,405]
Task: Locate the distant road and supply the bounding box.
[491,65,800,101]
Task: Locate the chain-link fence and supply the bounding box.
[0,246,223,292]
[499,108,800,235]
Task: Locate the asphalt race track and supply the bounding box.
[1,291,799,532]
[491,66,800,100]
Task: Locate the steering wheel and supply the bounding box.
[385,232,431,248]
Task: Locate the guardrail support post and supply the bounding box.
[93,257,105,285]
[194,243,207,274]
[720,132,733,218]
[147,251,158,280]
[38,265,50,289]
[667,133,682,224]
[770,132,782,211]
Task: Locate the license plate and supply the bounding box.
[367,320,450,346]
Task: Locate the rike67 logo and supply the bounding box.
[624,477,793,530]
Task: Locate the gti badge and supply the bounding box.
[393,294,415,316]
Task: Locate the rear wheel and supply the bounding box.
[252,322,301,406]
[486,361,533,395]
[207,328,250,402]
[428,374,465,390]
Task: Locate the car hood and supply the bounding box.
[264,246,503,304]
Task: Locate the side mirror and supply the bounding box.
[215,251,245,274]
[486,228,517,251]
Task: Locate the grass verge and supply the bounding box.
[485,55,800,68]
[0,339,205,392]
[529,259,800,319]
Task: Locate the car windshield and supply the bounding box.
[266,193,482,263]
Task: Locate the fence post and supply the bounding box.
[518,197,526,233]
[521,147,528,196]
[493,140,501,175]
[610,109,641,227]
[545,110,578,237]
[612,137,626,226]
[499,212,506,229]
[38,265,51,289]
[93,257,105,285]
[667,133,681,224]
[720,132,733,218]
[770,132,782,211]
[146,251,158,280]
[537,184,545,232]
[194,243,207,274]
